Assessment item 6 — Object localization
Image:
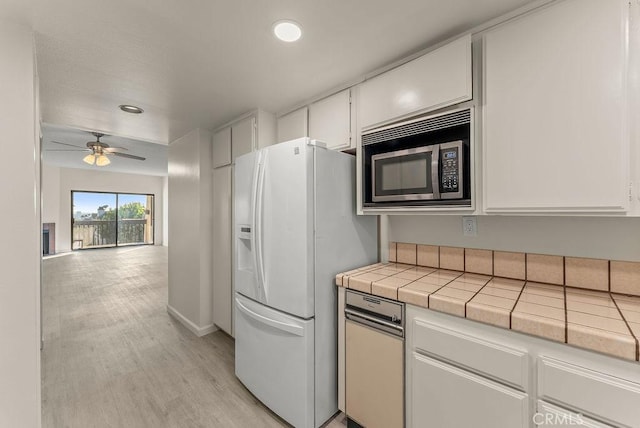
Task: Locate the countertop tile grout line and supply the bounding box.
[611,297,640,361]
[426,280,457,309]
[564,285,568,344]
[387,267,451,302]
[464,280,490,318]
[510,281,527,330]
[563,256,567,343]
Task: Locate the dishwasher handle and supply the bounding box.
[345,307,404,337]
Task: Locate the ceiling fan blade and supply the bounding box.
[111,152,146,161]
[51,140,86,149]
[45,149,92,152]
[103,147,128,153]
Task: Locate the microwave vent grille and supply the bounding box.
[362,109,470,146]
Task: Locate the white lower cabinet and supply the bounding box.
[407,305,530,428]
[405,305,640,428]
[411,352,529,428]
[537,356,640,427]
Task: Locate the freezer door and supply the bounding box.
[234,151,260,300]
[260,138,315,318]
[234,294,314,428]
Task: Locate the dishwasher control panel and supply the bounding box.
[345,289,404,337]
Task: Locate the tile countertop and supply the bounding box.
[336,263,640,362]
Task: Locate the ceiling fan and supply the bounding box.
[48,132,146,166]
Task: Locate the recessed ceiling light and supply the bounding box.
[273,20,302,42]
[119,104,144,114]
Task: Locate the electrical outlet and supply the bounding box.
[462,216,477,236]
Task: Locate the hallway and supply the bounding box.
[41,246,289,427]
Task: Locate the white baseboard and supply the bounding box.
[166,304,218,337]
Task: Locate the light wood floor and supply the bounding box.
[42,246,346,428]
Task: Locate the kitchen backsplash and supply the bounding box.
[389,242,640,297]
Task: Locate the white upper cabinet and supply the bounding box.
[359,34,472,130]
[254,109,277,150]
[231,116,255,161]
[277,107,308,143]
[212,126,232,168]
[309,89,352,151]
[483,0,629,213]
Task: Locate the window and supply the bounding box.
[71,191,154,249]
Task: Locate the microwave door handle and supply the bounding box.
[432,146,441,199]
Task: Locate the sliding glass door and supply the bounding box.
[71,191,154,250]
[117,194,154,246]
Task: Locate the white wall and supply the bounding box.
[41,165,166,252]
[167,129,215,335]
[0,20,40,428]
[42,163,60,225]
[388,215,640,262]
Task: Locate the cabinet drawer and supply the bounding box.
[536,400,614,428]
[410,352,529,428]
[412,318,529,390]
[538,356,640,427]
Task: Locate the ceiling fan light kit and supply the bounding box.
[95,154,111,166]
[83,153,111,166]
[83,154,95,165]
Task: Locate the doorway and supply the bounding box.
[71,191,154,249]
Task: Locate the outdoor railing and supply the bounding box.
[72,219,149,249]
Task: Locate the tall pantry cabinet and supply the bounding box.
[211,110,276,336]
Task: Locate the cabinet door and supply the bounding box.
[277,107,308,143]
[212,165,232,335]
[309,89,351,150]
[212,127,231,168]
[409,352,529,428]
[483,0,629,213]
[359,35,471,129]
[231,116,255,162]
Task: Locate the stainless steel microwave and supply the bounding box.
[362,109,471,208]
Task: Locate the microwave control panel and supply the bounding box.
[441,148,459,192]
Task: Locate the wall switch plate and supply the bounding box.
[462,216,477,236]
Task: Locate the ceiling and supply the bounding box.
[12,0,535,173]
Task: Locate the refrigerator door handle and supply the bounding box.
[236,297,304,336]
[250,151,263,299]
[254,151,268,300]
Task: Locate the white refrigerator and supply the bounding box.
[234,137,377,428]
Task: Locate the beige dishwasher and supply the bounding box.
[345,289,404,428]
